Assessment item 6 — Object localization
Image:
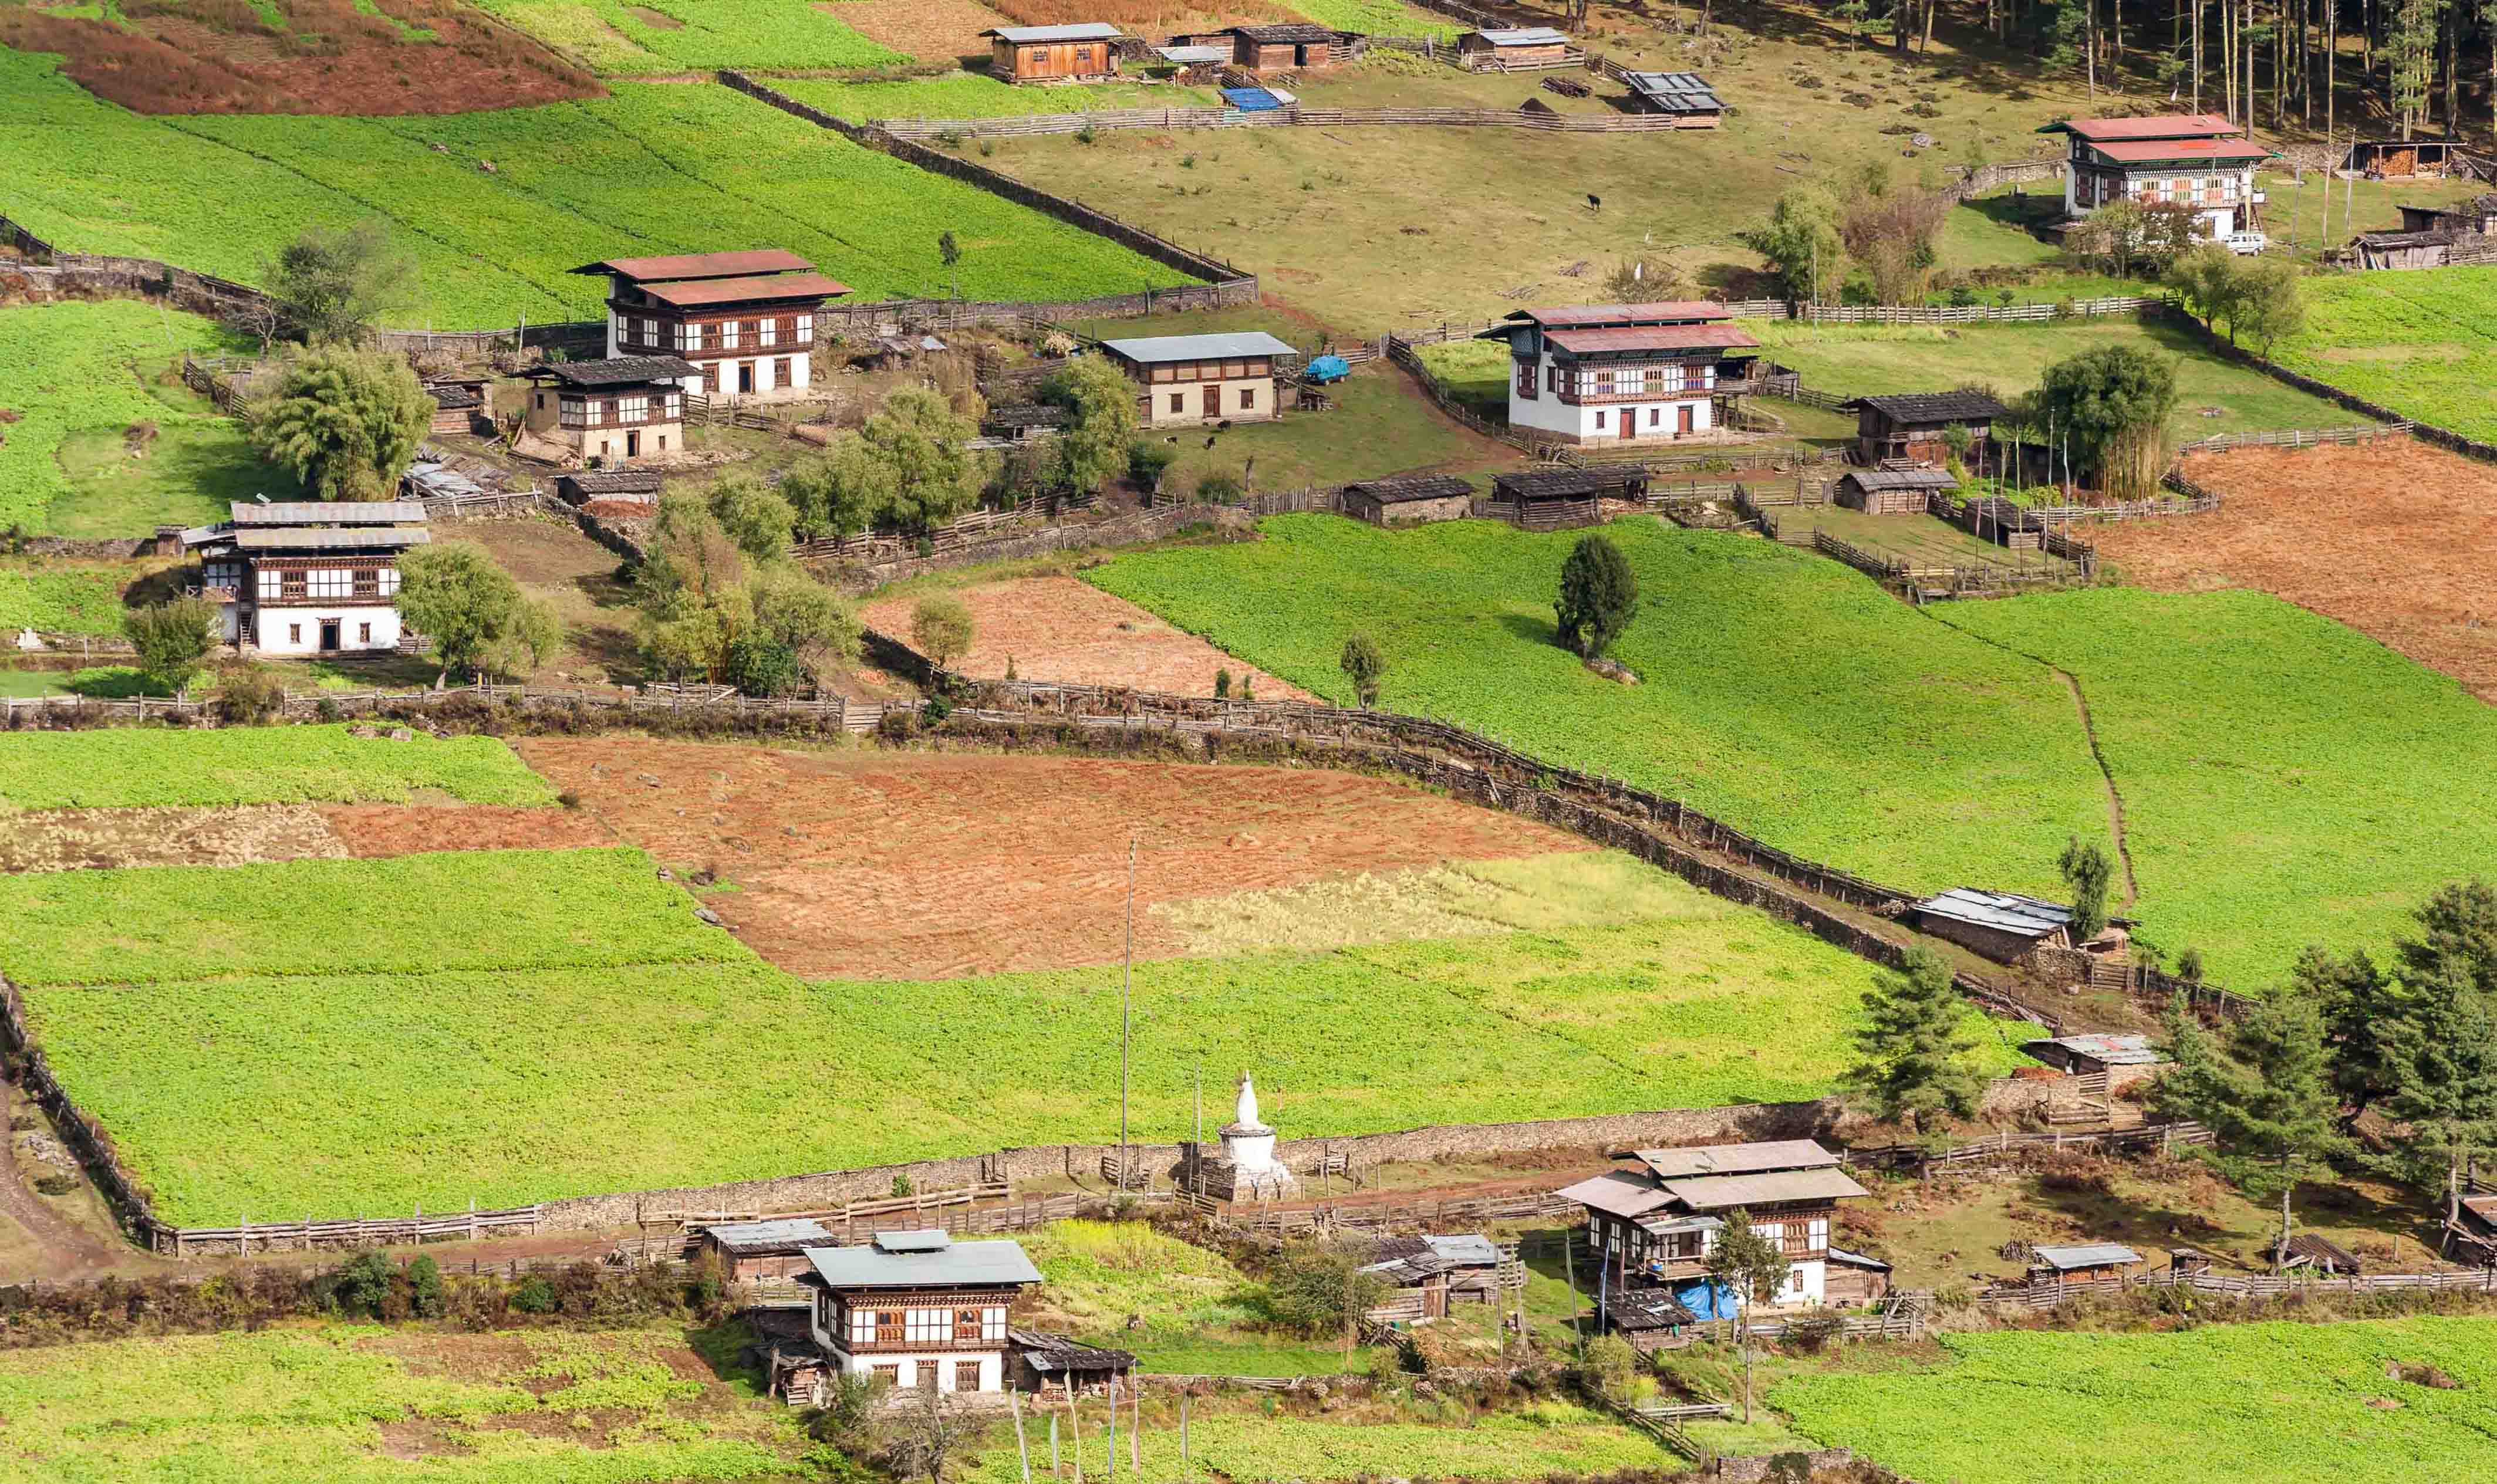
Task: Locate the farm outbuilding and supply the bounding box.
[2341,137,2474,178]
[1341,474,1476,526]
[1359,1233,1508,1323]
[1601,1284,1699,1352]
[697,1218,835,1282]
[1834,467,1955,514]
[1098,330,1296,427]
[1909,887,2073,964]
[1958,494,2044,549]
[1010,1330,1136,1399]
[1622,70,1725,126]
[2399,193,2497,234]
[1207,23,1357,74]
[1458,27,1577,70]
[2027,1243,2144,1285]
[981,402,1068,443]
[2280,1233,2364,1275]
[2020,1033,2162,1077]
[421,377,490,437]
[1824,1247,1892,1307]
[557,467,663,514]
[1487,467,1650,529]
[1846,391,2007,468]
[983,23,1125,83]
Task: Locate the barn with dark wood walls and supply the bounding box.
[1210,23,1357,74]
[697,1219,835,1283]
[1342,474,1476,526]
[1457,26,1576,70]
[1907,887,2073,964]
[1845,390,2007,467]
[982,23,1124,84]
[1834,467,1955,514]
[1622,70,1725,126]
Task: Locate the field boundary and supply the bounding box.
[865,104,1723,141]
[2160,305,2497,467]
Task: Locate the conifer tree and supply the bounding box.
[1845,947,1986,1133]
[2154,991,2346,1267]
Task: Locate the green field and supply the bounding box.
[0,300,290,533]
[1931,590,2497,986]
[775,72,1217,121]
[13,836,2028,1221]
[0,724,556,809]
[1020,1219,1368,1375]
[2271,265,2497,441]
[961,1408,1672,1484]
[0,1326,807,1483]
[0,558,144,635]
[464,0,903,74]
[0,52,1192,327]
[1774,1317,2497,1484]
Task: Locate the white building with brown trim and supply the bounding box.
[1557,1140,1868,1307]
[519,356,696,466]
[1099,331,1297,427]
[1478,303,1760,445]
[571,251,851,403]
[180,501,429,657]
[797,1230,1043,1394]
[2039,114,2276,246]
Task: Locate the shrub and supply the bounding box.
[406,1255,444,1319]
[1262,1242,1389,1338]
[1338,632,1385,708]
[510,1276,556,1314]
[1214,667,1231,699]
[1581,1334,1638,1402]
[215,665,287,724]
[334,1250,393,1318]
[1194,471,1244,505]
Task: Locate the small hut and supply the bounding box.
[1958,494,2044,549]
[558,467,663,514]
[1622,71,1725,127]
[2398,193,2497,235]
[1458,26,1575,70]
[1487,467,1649,529]
[1824,1247,1892,1307]
[2341,137,2466,178]
[1834,467,1955,514]
[1359,1233,1506,1321]
[1212,23,1356,74]
[983,23,1124,83]
[1341,474,1475,526]
[981,403,1068,443]
[421,377,490,437]
[1601,1284,1699,1353]
[1011,1330,1136,1399]
[1908,887,2073,964]
[2027,1243,2144,1285]
[1845,391,2007,467]
[696,1219,835,1282]
[2280,1233,2364,1275]
[2019,1033,2163,1077]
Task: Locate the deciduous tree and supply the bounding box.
[912,593,974,671]
[1339,631,1385,708]
[1743,185,1847,304]
[250,347,431,502]
[2059,835,2114,941]
[1041,351,1142,499]
[122,596,219,695]
[1846,946,1986,1132]
[396,541,561,684]
[706,470,795,562]
[1702,1209,1791,1422]
[1554,533,1638,659]
[2028,344,2177,499]
[262,219,417,347]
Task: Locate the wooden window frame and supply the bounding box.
[954,1360,983,1391]
[1239,386,1255,410]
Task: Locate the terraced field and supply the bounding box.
[2272,265,2497,442]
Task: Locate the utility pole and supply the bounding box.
[1118,835,1135,1188]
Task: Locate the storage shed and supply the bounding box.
[1824,1246,1892,1307]
[2398,193,2497,235]
[1011,1330,1136,1399]
[2020,1033,2162,1076]
[421,377,490,437]
[1908,887,2073,964]
[2027,1243,2144,1285]
[1487,467,1649,529]
[1601,1284,1699,1353]
[1958,493,2043,549]
[1622,70,1725,126]
[1459,26,1575,70]
[1212,23,1354,74]
[1834,467,1955,514]
[697,1219,835,1282]
[1341,474,1476,526]
[2280,1233,2364,1275]
[557,467,663,514]
[1845,390,2007,467]
[983,23,1124,83]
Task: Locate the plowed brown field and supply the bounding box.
[2109,440,2497,701]
[860,576,1317,701]
[514,738,1587,979]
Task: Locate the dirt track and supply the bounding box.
[2110,441,2497,701]
[861,577,1318,702]
[515,738,1588,979]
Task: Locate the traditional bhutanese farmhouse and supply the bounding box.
[2039,114,2276,246]
[1480,303,1759,445]
[697,1219,835,1283]
[1098,331,1296,427]
[1341,474,1476,526]
[1206,23,1356,74]
[519,357,697,466]
[1834,467,1956,514]
[1909,887,2072,964]
[1845,390,2007,468]
[571,251,850,403]
[1622,70,1725,126]
[181,502,427,656]
[2026,1242,2144,1285]
[1557,1140,1869,1307]
[1457,26,1577,70]
[983,23,1125,83]
[797,1229,1043,1394]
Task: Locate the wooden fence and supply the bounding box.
[1841,1121,2212,1176]
[873,103,1714,141]
[1212,1189,1581,1236]
[2171,421,2411,455]
[1989,1265,2497,1310]
[161,1205,545,1257]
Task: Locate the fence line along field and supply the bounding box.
[2094,439,2497,704]
[0,53,1194,328]
[1771,1316,2497,1484]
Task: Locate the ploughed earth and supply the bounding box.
[0,799,612,874]
[513,738,1590,979]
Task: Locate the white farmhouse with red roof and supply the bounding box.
[569,250,851,404]
[1476,303,1760,446]
[2039,114,2278,250]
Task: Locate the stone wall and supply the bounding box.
[837,502,1258,589]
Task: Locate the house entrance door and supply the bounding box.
[738,362,756,395]
[1619,410,1638,441]
[1677,404,1696,436]
[319,619,342,653]
[1202,386,1217,418]
[626,430,640,458]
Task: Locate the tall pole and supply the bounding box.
[1119,835,1135,1186]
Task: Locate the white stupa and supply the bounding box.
[1202,1071,1299,1201]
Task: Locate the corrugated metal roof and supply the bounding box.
[232,527,430,551]
[572,249,815,280]
[1604,1285,1698,1329]
[1848,390,2010,422]
[1543,324,1760,354]
[1555,1170,1673,1219]
[1637,1140,1838,1179]
[1624,71,1724,113]
[1421,1233,1502,1266]
[1347,474,1474,503]
[1631,1212,1724,1237]
[1844,469,1959,492]
[638,273,851,309]
[2025,1033,2164,1066]
[984,22,1123,41]
[1915,887,2073,937]
[1825,1245,1892,1271]
[1475,26,1570,43]
[1156,43,1229,62]
[1656,1167,1870,1211]
[2031,1243,2144,1269]
[230,501,426,525]
[801,1235,1042,1289]
[1509,302,1734,329]
[2088,137,2273,164]
[1099,331,1297,362]
[874,1229,951,1253]
[1230,22,1341,42]
[704,1218,834,1253]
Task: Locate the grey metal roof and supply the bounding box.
[1475,25,1570,43]
[801,1233,1042,1289]
[1156,43,1229,63]
[1011,1330,1135,1373]
[1655,1167,1871,1211]
[232,527,431,551]
[874,1229,951,1253]
[1421,1233,1501,1266]
[1636,1140,1838,1179]
[2031,1243,2144,1270]
[1555,1170,1673,1220]
[526,356,701,388]
[1631,1212,1725,1237]
[1843,469,1959,492]
[178,525,229,549]
[230,501,427,525]
[2024,1033,2164,1066]
[1624,71,1724,113]
[1100,331,1298,363]
[704,1218,834,1254]
[1348,474,1475,503]
[1826,1245,1892,1272]
[1915,887,2073,937]
[984,22,1122,41]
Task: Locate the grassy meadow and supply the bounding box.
[464,0,903,73]
[0,725,556,809]
[2270,265,2497,441]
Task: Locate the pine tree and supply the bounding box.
[2300,945,2404,1127]
[2154,991,2347,1267]
[2378,956,2497,1228]
[1845,947,1986,1133]
[1554,533,1639,659]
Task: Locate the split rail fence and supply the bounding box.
[1987,1266,2497,1311]
[160,1205,545,1258]
[1840,1120,2212,1177]
[873,104,1715,141]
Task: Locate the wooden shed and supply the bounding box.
[2398,193,2497,235]
[1908,887,2073,964]
[2280,1233,2364,1275]
[558,467,663,514]
[1214,23,1354,74]
[1011,1330,1136,1400]
[1601,1284,1699,1353]
[1834,467,1955,515]
[1487,467,1649,530]
[1958,494,2043,549]
[1622,71,1725,127]
[697,1219,835,1282]
[1458,26,1577,70]
[981,402,1068,443]
[1824,1246,1892,1307]
[421,377,490,437]
[2027,1243,2144,1286]
[1845,390,2008,468]
[2019,1033,2163,1077]
[983,23,1124,83]
[1342,474,1475,526]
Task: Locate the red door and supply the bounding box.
[1677,404,1696,437]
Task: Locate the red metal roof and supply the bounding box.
[2049,113,2239,140]
[1520,302,1734,328]
[2089,136,2272,163]
[573,249,816,281]
[637,272,853,307]
[1544,323,1760,354]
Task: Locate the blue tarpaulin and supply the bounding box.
[1222,86,1285,111]
[1303,354,1351,383]
[1674,1280,1742,1320]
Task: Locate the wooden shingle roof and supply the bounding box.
[1847,390,2010,424]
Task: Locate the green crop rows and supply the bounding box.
[1774,1317,2497,1484]
[963,1409,1669,1484]
[0,1327,805,1482]
[2272,265,2497,441]
[0,724,556,809]
[775,73,1218,121]
[1089,516,2108,900]
[0,51,1192,328]
[465,0,903,75]
[1931,590,2497,988]
[12,846,2030,1221]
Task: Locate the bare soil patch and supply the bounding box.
[832,0,1010,63]
[0,803,606,873]
[861,576,1317,701]
[514,738,1588,978]
[316,804,615,857]
[2116,441,2497,701]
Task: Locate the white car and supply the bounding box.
[2222,231,2269,255]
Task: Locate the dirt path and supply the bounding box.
[0,1084,140,1281]
[2054,668,2141,907]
